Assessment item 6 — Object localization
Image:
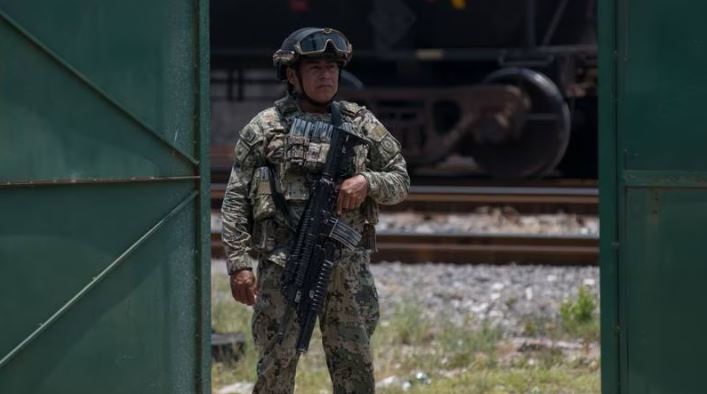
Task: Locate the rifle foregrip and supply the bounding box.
[295,257,335,353]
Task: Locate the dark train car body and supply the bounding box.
[211,0,597,179]
[212,0,595,60]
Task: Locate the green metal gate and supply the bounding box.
[601,1,707,392]
[0,1,210,392]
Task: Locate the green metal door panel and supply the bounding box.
[0,0,210,392]
[0,9,194,181]
[0,0,196,156]
[602,0,707,392]
[0,182,194,358]
[619,1,707,171]
[623,187,707,393]
[0,192,199,393]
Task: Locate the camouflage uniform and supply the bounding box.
[221,94,409,393]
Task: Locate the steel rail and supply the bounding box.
[210,230,598,266]
[210,184,599,213]
[373,232,598,265]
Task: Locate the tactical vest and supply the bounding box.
[248,99,379,259]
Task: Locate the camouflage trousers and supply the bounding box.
[251,248,380,394]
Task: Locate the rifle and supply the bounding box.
[277,103,366,354]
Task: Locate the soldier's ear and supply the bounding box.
[286,67,300,91]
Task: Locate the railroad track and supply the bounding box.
[211,230,598,266]
[211,184,598,214]
[210,181,598,265]
[372,232,597,265]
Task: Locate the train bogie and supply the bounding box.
[210,0,598,179]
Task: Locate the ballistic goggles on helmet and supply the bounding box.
[295,28,352,59]
[274,28,352,67]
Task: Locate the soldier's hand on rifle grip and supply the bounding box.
[337,174,369,215]
[230,268,258,306]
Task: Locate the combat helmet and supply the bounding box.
[273,27,353,81]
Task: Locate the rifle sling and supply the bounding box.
[330,101,343,127]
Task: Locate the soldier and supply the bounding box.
[221,27,409,393]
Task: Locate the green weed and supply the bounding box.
[559,286,600,342]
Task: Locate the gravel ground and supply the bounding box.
[213,260,598,337]
[376,209,598,236]
[370,262,598,336]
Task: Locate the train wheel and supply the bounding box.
[467,68,571,178]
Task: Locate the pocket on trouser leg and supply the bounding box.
[251,262,286,351]
[356,266,380,336]
[337,252,379,336]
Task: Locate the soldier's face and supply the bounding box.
[289,59,339,103]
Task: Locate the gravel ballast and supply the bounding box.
[371,261,598,336]
[213,259,598,337]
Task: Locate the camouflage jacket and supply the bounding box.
[221,95,410,274]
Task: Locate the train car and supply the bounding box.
[0,1,210,392]
[600,0,707,392]
[211,0,597,179]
